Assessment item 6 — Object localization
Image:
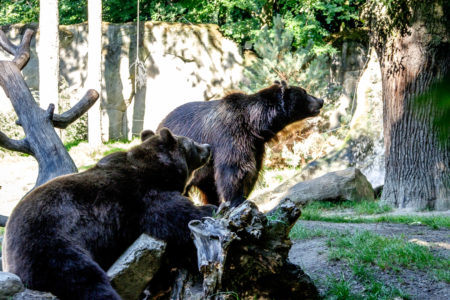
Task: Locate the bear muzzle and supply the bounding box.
[308,95,324,116]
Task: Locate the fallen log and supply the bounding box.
[167,199,319,299]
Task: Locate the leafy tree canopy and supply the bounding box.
[0,0,365,54]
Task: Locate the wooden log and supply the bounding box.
[172,199,319,300]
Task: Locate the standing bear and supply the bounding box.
[2,128,214,300]
[158,80,324,207]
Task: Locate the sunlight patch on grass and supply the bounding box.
[302,200,392,216]
[102,147,126,156]
[327,230,450,284]
[300,213,450,229]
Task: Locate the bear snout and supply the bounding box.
[308,95,324,115]
[318,98,324,108]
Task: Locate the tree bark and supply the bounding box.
[160,199,318,300]
[364,1,450,210]
[88,0,103,146]
[0,29,99,189]
[38,0,60,111]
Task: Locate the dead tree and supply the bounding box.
[0,28,99,226]
[0,28,99,186]
[163,199,319,299]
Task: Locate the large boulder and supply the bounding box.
[107,233,166,300]
[254,167,374,209]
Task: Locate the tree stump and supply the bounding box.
[168,199,318,299]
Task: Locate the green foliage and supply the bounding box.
[241,16,340,98]
[0,0,39,25]
[0,0,365,56]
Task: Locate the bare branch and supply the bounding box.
[0,29,18,55]
[46,103,55,120]
[0,131,32,155]
[0,28,34,70]
[52,89,99,129]
[12,29,34,70]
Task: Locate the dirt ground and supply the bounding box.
[289,221,450,299]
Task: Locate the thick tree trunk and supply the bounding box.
[367,1,450,210]
[0,29,99,188]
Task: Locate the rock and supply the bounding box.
[0,272,24,299]
[107,233,166,300]
[255,168,374,209]
[12,289,57,300]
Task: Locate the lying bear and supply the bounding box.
[158,80,324,207]
[2,128,214,300]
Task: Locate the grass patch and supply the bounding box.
[299,200,449,229]
[324,276,359,300]
[328,230,450,283]
[302,200,392,216]
[64,139,85,151]
[289,223,329,240]
[300,213,450,229]
[102,147,126,156]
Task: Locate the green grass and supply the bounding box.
[324,276,359,300]
[289,223,330,240]
[299,200,449,229]
[64,139,85,151]
[302,200,392,216]
[103,138,133,145]
[300,213,450,229]
[102,147,126,156]
[328,230,450,283]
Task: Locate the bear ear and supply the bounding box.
[159,127,176,146]
[141,130,155,141]
[274,80,281,85]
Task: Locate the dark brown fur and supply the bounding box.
[2,129,213,300]
[158,81,324,207]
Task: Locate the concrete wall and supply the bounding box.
[0,22,244,139]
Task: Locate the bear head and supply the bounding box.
[263,80,324,126]
[127,128,211,192]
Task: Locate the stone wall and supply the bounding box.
[0,22,244,139]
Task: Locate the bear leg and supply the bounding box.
[215,165,247,207]
[21,242,121,300]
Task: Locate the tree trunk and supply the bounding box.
[88,0,103,146]
[38,0,60,111]
[156,199,319,299]
[0,29,99,189]
[365,1,450,210]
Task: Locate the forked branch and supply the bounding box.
[0,28,34,70]
[51,89,99,129]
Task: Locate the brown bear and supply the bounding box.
[157,80,324,207]
[2,128,214,300]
